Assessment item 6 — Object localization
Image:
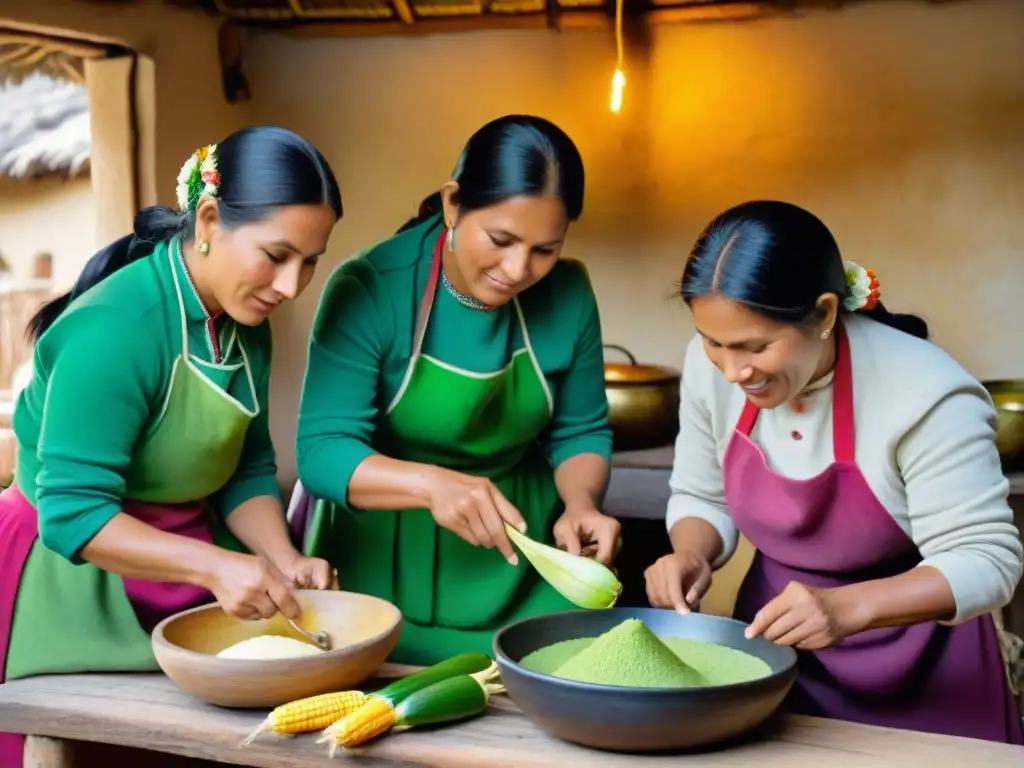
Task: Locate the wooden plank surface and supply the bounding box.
[1,669,1021,767]
[611,445,674,470]
[609,445,1024,495]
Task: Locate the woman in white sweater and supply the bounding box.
[646,200,1023,744]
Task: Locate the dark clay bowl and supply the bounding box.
[493,607,797,753]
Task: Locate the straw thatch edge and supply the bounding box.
[0,73,91,180]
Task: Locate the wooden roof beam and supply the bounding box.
[391,0,416,24]
[280,12,607,38]
[545,0,561,29]
[0,30,111,59]
[276,2,802,37]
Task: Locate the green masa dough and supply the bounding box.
[520,618,772,688]
[550,619,706,688]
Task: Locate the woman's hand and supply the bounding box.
[744,580,865,649]
[425,468,527,565]
[553,506,622,567]
[278,553,339,591]
[207,551,301,621]
[644,550,713,614]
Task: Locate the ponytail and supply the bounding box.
[855,301,929,340]
[26,205,188,342]
[396,191,443,235]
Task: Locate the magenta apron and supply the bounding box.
[0,488,37,768]
[728,323,1024,744]
[0,489,215,765]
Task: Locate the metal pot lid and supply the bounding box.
[603,344,679,384]
[604,363,678,384]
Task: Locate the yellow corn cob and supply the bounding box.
[318,695,397,757]
[242,690,368,746]
[317,653,496,757]
[320,663,504,757]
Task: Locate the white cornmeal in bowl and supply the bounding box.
[216,635,326,660]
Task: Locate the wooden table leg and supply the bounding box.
[20,736,226,767]
[23,735,77,768]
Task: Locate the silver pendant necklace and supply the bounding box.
[441,269,494,311]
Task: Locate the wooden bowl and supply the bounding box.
[151,589,402,708]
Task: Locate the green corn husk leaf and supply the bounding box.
[504,523,622,610]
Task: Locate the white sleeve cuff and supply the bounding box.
[919,548,1023,625]
[666,493,738,570]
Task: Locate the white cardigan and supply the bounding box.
[666,314,1023,624]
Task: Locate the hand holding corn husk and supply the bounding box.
[423,467,527,566]
[552,505,623,567]
[505,522,622,610]
[320,662,504,756]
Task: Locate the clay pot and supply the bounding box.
[982,379,1024,471]
[603,344,681,452]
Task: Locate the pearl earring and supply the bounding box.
[198,241,210,255]
[821,328,832,340]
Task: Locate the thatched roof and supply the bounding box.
[150,0,841,34]
[180,0,803,23]
[0,39,85,86]
[0,74,91,180]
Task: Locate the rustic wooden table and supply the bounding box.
[0,665,1021,767]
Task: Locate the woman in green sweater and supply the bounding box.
[0,126,342,766]
[293,114,621,665]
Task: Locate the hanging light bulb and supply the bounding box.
[610,68,625,114]
[609,0,625,114]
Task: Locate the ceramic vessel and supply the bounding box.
[494,607,797,753]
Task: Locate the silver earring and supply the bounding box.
[821,328,832,340]
[198,241,210,255]
[447,226,455,253]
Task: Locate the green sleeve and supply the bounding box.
[546,261,614,467]
[296,261,388,506]
[33,306,163,563]
[209,322,282,517]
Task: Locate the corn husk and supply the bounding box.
[504,523,622,609]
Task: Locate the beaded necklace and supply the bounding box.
[441,270,495,312]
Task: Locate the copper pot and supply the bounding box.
[603,344,681,452]
[982,379,1024,472]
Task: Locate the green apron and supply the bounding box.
[5,237,257,678]
[304,231,575,666]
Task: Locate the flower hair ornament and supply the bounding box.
[843,260,881,312]
[175,144,221,213]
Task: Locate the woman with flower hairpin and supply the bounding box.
[645,200,1023,743]
[0,126,342,764]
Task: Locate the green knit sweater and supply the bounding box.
[13,238,279,562]
[297,214,612,505]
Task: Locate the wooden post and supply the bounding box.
[23,735,77,767]
[31,253,52,280]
